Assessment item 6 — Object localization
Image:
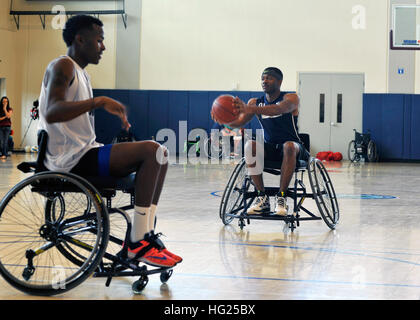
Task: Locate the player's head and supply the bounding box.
[261,67,283,94]
[63,15,105,64]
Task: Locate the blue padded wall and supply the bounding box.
[363,93,420,161]
[410,95,420,159]
[94,90,419,161]
[93,89,263,153]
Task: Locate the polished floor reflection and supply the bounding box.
[0,153,419,300]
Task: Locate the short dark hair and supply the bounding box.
[62,15,103,47]
[262,67,283,81]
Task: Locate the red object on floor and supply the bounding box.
[316,151,342,161]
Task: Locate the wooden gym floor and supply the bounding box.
[0,153,420,300]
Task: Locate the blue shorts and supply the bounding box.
[70,144,112,177]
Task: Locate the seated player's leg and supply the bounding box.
[108,141,178,267]
[146,146,182,263]
[245,140,270,214]
[274,142,302,216]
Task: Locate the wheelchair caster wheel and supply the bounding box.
[160,269,173,283]
[22,266,35,281]
[132,275,148,294]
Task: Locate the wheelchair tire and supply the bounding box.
[219,158,255,225]
[308,158,339,230]
[367,140,378,162]
[0,172,110,296]
[348,140,358,162]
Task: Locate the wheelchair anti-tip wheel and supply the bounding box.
[219,158,255,225]
[307,158,339,229]
[0,172,109,296]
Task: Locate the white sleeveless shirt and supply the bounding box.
[38,55,103,172]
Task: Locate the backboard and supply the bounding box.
[390,4,420,50]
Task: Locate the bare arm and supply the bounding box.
[44,58,95,123]
[44,57,130,130]
[225,98,257,128]
[234,94,299,117]
[0,106,12,121]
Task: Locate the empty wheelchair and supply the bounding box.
[0,130,173,296]
[219,134,340,231]
[348,129,378,163]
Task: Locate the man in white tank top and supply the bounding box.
[38,15,181,268]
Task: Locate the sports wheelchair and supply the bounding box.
[0,130,173,296]
[219,134,340,231]
[348,129,378,163]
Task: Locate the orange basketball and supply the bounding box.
[211,95,238,124]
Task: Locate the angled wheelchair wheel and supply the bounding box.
[0,172,109,296]
[348,140,358,162]
[367,140,378,162]
[219,158,255,225]
[308,158,339,230]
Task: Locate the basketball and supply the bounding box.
[211,95,238,124]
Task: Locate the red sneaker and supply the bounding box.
[127,240,176,268]
[161,248,183,264]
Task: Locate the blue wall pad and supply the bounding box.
[93,89,264,153]
[363,93,420,161]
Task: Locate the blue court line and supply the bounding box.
[175,272,420,289]
[210,191,222,197]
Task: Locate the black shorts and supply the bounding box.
[264,141,309,163]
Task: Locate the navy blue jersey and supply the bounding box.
[256,93,301,145]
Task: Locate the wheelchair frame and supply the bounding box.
[219,156,340,232]
[0,130,173,296]
[348,129,378,162]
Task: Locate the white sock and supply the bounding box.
[149,204,157,232]
[130,206,151,243]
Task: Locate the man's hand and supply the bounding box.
[233,97,255,114]
[95,96,131,131]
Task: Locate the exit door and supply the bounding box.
[297,73,364,160]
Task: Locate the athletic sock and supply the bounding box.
[130,206,151,243]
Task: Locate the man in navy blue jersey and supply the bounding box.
[218,67,309,216]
